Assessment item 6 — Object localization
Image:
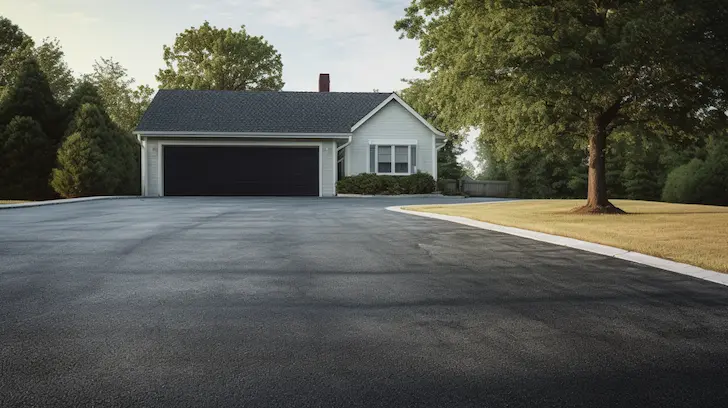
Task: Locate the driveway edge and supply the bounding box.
[0,196,142,210]
[387,206,728,287]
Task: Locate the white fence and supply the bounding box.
[441,179,509,197]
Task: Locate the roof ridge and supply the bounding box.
[156,89,393,95]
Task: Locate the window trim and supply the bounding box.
[372,144,415,176]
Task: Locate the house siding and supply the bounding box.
[322,140,336,197]
[140,137,335,197]
[347,100,436,178]
[146,139,160,196]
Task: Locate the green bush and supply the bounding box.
[661,159,706,204]
[662,141,728,206]
[337,172,436,195]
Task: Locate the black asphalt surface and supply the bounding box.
[1,197,727,407]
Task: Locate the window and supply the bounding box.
[378,146,392,173]
[369,144,417,175]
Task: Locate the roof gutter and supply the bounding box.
[336,135,353,152]
[133,131,353,139]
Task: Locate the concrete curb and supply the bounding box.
[387,206,728,287]
[0,196,141,210]
[337,193,451,198]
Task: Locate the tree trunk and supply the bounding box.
[573,120,625,214]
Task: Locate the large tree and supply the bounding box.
[0,57,62,142]
[0,16,29,88]
[0,19,74,101]
[157,21,284,91]
[51,103,121,197]
[0,116,55,199]
[396,0,728,213]
[90,58,153,132]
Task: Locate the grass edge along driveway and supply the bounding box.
[405,199,728,273]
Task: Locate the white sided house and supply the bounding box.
[134,74,446,197]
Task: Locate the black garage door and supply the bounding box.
[163,146,319,196]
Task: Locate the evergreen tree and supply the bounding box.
[0,116,55,199]
[51,104,120,197]
[437,138,465,180]
[63,80,105,136]
[0,58,62,143]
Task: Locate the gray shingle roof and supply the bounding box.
[135,90,392,134]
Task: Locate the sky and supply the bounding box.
[1,0,478,164]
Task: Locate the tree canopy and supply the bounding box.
[0,57,62,143]
[0,16,29,87]
[157,21,284,91]
[0,19,74,101]
[90,58,154,132]
[396,0,728,212]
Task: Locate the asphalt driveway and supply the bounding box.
[1,197,727,407]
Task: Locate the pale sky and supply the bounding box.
[1,0,478,163]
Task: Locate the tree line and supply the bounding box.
[0,17,284,200]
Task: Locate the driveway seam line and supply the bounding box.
[386,206,728,288]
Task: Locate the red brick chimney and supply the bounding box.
[319,73,330,92]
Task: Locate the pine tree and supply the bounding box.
[0,58,62,143]
[51,104,120,197]
[0,116,55,199]
[63,80,105,135]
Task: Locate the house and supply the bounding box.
[134,74,446,197]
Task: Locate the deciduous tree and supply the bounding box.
[90,58,153,132]
[396,0,728,213]
[157,21,284,91]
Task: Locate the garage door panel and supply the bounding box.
[163,146,319,196]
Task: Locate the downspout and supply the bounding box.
[137,133,147,196]
[336,135,353,152]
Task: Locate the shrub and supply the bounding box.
[661,159,707,204]
[402,171,437,194]
[337,172,436,195]
[661,141,728,206]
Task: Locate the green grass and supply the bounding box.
[406,199,728,273]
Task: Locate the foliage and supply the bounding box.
[0,116,55,199]
[0,16,30,88]
[63,80,105,134]
[89,58,154,132]
[661,159,707,204]
[157,21,284,91]
[400,80,465,181]
[337,173,436,195]
[51,103,120,197]
[396,0,728,208]
[51,131,107,198]
[0,57,62,142]
[437,138,465,180]
[1,35,74,101]
[662,141,728,206]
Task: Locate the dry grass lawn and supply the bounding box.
[406,200,728,273]
[0,200,28,204]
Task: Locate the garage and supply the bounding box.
[163,145,320,196]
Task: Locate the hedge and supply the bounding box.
[337,172,436,195]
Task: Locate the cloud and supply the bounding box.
[189,3,207,11]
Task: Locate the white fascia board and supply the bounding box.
[368,139,418,145]
[134,131,352,139]
[350,93,447,137]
